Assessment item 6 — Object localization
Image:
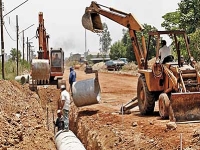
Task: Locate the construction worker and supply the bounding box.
[159,40,173,64]
[52,53,61,66]
[59,85,70,132]
[69,67,76,95]
[53,110,64,132]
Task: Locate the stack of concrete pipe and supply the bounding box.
[15,74,30,85]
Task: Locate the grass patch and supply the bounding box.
[0,60,30,80]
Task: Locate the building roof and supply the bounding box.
[90,58,110,61]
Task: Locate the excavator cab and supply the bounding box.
[49,48,65,88]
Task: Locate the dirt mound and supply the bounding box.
[0,80,56,150]
[92,62,107,71]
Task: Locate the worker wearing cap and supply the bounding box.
[59,85,70,132]
[53,110,64,132]
[159,40,171,64]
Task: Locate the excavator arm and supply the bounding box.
[82,1,147,69]
[36,12,49,59]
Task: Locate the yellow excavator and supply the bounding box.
[82,1,200,122]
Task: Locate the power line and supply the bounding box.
[3,24,16,41]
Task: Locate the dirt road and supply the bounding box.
[67,69,200,150]
[1,68,200,150]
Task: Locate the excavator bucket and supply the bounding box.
[169,92,200,122]
[31,59,50,83]
[82,11,103,32]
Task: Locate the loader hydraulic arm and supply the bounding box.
[82,1,147,69]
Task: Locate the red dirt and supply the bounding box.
[1,68,200,150]
[68,69,200,150]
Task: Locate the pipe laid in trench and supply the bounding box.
[55,130,86,150]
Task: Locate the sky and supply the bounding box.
[3,0,180,58]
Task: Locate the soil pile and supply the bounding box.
[0,80,56,150]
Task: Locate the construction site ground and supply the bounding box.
[1,67,200,150]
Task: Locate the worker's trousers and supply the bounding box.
[62,109,69,130]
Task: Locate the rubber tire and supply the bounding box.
[158,93,170,119]
[137,75,155,115]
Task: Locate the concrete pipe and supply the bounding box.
[55,130,86,150]
[15,74,30,85]
[72,77,101,107]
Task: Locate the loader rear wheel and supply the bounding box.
[137,75,155,115]
[158,93,170,119]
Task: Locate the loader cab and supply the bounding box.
[146,30,194,68]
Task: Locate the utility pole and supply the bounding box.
[18,23,34,62]
[16,15,19,76]
[28,42,33,63]
[22,30,24,62]
[0,0,4,79]
[26,37,28,61]
[1,0,29,78]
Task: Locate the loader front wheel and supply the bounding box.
[137,75,155,115]
[158,93,170,119]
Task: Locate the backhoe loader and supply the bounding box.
[82,1,200,122]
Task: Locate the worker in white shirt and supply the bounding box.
[59,85,70,132]
[159,40,173,64]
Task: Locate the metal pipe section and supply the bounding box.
[55,130,86,150]
[72,77,101,107]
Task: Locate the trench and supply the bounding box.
[69,105,102,150]
[37,78,104,150]
[39,95,104,150]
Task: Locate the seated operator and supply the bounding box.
[52,54,61,66]
[159,40,173,64]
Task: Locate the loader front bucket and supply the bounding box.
[82,11,103,32]
[169,92,200,122]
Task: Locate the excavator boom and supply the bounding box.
[82,2,144,32]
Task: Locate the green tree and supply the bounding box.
[110,41,126,59]
[161,0,200,34]
[121,30,135,62]
[189,28,200,61]
[99,23,112,53]
[161,11,181,30]
[136,24,157,59]
[178,0,200,34]
[119,24,157,62]
[10,48,22,61]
